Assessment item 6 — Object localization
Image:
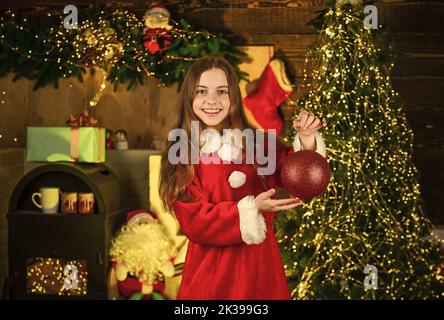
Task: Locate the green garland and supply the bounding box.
[0,8,247,91]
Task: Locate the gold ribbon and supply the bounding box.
[70,127,80,161]
[70,127,103,162]
[97,128,103,162]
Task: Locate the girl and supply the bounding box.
[159,56,327,300]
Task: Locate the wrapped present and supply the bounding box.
[26,126,106,163]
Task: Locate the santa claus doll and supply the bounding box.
[143,3,173,54]
[108,209,177,300]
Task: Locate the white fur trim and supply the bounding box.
[200,129,244,162]
[200,129,221,154]
[115,263,128,281]
[221,129,243,145]
[292,131,327,157]
[228,170,247,188]
[127,213,155,226]
[237,195,266,245]
[218,144,243,162]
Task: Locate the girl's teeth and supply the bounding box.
[203,109,221,114]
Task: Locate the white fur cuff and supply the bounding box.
[292,131,327,157]
[237,195,266,245]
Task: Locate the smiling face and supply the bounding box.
[192,68,231,129]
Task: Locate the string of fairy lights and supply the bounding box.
[0,9,227,81]
[278,4,443,299]
[27,258,87,295]
[0,8,244,143]
[0,88,18,143]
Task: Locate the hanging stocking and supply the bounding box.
[243,59,294,135]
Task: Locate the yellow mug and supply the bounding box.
[32,187,61,214]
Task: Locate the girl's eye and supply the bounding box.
[217,89,228,95]
[196,89,207,95]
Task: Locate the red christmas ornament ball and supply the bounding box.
[279,150,331,201]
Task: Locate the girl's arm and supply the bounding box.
[292,109,327,156]
[292,131,326,156]
[172,174,266,247]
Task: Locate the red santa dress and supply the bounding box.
[172,130,326,300]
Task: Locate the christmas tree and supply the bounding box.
[276,0,444,299]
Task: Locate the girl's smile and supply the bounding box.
[192,68,231,127]
[201,108,222,116]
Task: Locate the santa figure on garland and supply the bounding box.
[143,3,173,54]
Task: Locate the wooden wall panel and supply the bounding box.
[0,71,179,150]
[379,2,444,33]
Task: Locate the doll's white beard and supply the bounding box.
[109,223,176,283]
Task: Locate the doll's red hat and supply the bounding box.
[148,3,167,10]
[126,209,158,226]
[145,3,170,17]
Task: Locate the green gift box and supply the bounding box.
[26,126,106,163]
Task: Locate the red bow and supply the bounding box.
[66,110,98,127]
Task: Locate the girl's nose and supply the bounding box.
[206,100,217,106]
[205,93,218,105]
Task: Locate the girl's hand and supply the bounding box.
[293,110,327,138]
[254,188,303,213]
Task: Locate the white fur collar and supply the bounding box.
[200,129,243,162]
[200,129,328,163]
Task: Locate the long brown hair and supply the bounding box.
[159,55,252,212]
